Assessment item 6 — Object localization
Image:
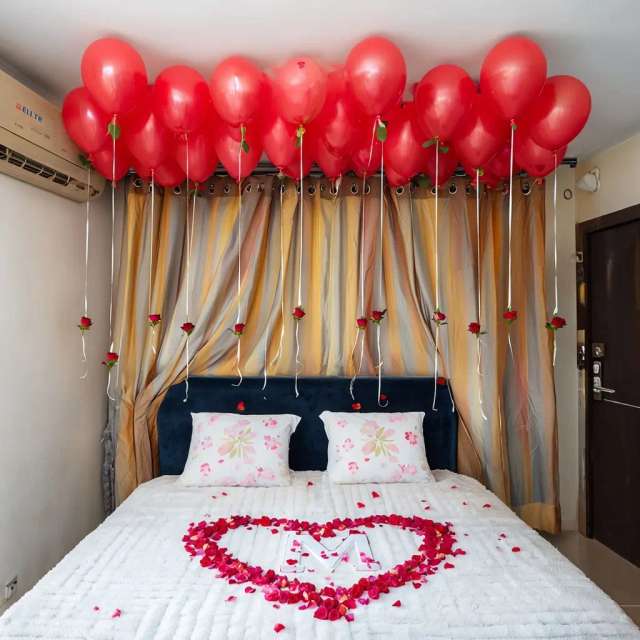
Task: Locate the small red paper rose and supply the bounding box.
[236,401,246,412]
[356,317,368,330]
[436,376,446,386]
[370,309,387,324]
[181,321,195,335]
[432,309,447,325]
[78,316,93,332]
[293,306,305,320]
[392,600,401,607]
[274,623,285,633]
[379,392,388,402]
[503,308,518,323]
[511,546,521,553]
[468,321,481,335]
[351,402,362,411]
[148,313,161,327]
[233,322,245,336]
[546,315,566,330]
[101,351,119,368]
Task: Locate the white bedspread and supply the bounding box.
[0,470,637,639]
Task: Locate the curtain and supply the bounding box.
[112,174,559,533]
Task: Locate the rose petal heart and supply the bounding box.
[183,514,462,621]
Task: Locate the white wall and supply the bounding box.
[544,167,579,531]
[576,132,640,222]
[0,174,112,613]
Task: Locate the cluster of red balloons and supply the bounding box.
[63,35,591,188]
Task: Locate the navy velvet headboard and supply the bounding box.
[157,376,457,476]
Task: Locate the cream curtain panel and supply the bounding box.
[112,175,559,533]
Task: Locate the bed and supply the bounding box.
[0,376,637,639]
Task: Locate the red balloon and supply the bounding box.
[261,105,298,170]
[480,36,547,120]
[452,96,509,170]
[386,166,410,187]
[90,140,132,182]
[315,136,349,179]
[122,86,172,170]
[210,56,267,127]
[282,150,314,180]
[384,102,426,180]
[132,161,151,180]
[154,66,211,134]
[80,38,147,116]
[414,65,476,141]
[487,144,520,179]
[351,122,382,177]
[424,145,458,186]
[272,57,327,125]
[174,126,218,183]
[525,75,591,151]
[515,130,566,178]
[314,67,358,155]
[154,158,186,187]
[62,87,109,153]
[215,126,261,180]
[345,36,406,116]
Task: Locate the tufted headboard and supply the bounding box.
[157,376,457,476]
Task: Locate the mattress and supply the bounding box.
[0,470,637,639]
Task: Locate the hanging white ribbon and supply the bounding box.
[106,118,117,402]
[294,131,304,398]
[233,135,244,388]
[475,170,487,421]
[376,134,387,407]
[349,173,367,401]
[80,166,91,380]
[431,138,440,412]
[552,152,559,367]
[507,123,516,361]
[183,135,191,403]
[149,170,158,356]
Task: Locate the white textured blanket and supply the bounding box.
[0,471,637,639]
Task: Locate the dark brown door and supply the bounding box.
[587,216,640,567]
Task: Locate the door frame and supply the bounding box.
[576,203,640,537]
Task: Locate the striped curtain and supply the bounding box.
[112,174,559,533]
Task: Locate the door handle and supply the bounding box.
[594,386,616,394]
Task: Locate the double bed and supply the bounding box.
[1,377,637,639]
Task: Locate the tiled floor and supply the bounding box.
[545,531,640,627]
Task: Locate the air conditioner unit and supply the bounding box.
[0,68,105,201]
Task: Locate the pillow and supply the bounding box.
[320,411,434,484]
[180,412,301,487]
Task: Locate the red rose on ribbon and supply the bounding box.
[370,309,387,324]
[503,309,518,323]
[436,376,446,386]
[101,351,119,368]
[292,306,306,320]
[233,322,246,336]
[148,313,161,327]
[351,402,362,411]
[236,401,246,412]
[181,321,195,335]
[78,316,93,332]
[356,317,368,330]
[546,315,566,330]
[468,321,481,335]
[432,309,447,326]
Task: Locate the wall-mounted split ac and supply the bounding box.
[0,68,105,202]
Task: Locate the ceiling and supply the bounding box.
[2,0,639,158]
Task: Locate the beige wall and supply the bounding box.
[0,174,112,613]
[544,166,579,531]
[577,132,640,222]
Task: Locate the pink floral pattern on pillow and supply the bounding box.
[320,411,434,484]
[180,413,300,487]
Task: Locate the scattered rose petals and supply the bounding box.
[244,586,256,593]
[499,533,507,539]
[93,606,100,612]
[307,481,314,486]
[111,608,122,618]
[444,562,455,569]
[392,600,401,607]
[511,546,521,553]
[351,402,362,411]
[482,503,492,509]
[225,595,236,602]
[356,501,366,509]
[371,491,380,499]
[274,623,285,633]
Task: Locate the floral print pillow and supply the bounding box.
[180,413,301,487]
[320,411,434,484]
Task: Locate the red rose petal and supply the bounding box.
[225,595,236,602]
[356,501,366,509]
[511,546,521,553]
[371,491,380,499]
[93,606,100,612]
[307,481,314,486]
[482,503,492,508]
[444,562,455,569]
[111,608,122,618]
[286,559,298,565]
[274,623,285,633]
[392,600,401,607]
